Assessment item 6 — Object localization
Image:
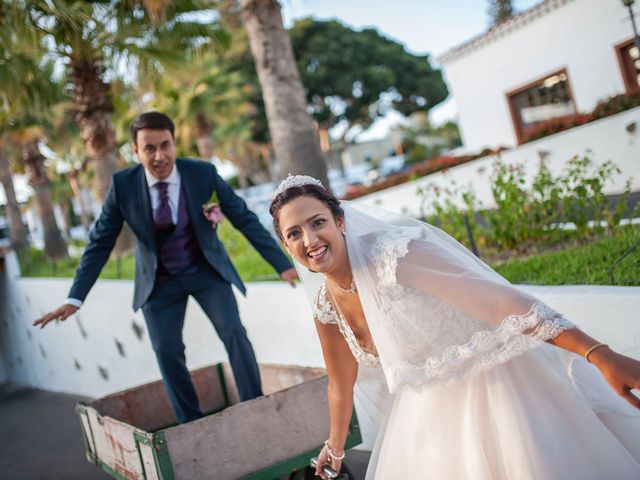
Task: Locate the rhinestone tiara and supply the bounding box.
[273,174,324,199]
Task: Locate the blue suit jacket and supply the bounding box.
[68,158,292,310]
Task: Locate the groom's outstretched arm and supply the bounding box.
[34,180,124,328]
[214,168,293,274]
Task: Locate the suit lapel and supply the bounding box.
[177,160,203,236]
[138,166,157,252]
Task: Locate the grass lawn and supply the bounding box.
[17,220,283,282]
[492,225,640,286]
[17,222,640,286]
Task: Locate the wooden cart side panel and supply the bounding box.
[259,365,326,396]
[76,404,98,462]
[134,433,159,480]
[87,407,147,480]
[243,407,363,480]
[163,376,331,480]
[91,365,229,432]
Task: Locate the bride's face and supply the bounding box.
[278,195,346,274]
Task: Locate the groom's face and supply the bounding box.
[133,128,177,180]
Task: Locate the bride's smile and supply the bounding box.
[278,196,346,275]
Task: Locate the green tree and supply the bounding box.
[488,0,515,25]
[289,19,448,143]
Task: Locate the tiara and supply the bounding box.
[273,174,324,198]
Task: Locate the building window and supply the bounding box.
[506,69,576,144]
[616,39,640,93]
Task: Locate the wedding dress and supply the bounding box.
[304,202,640,479]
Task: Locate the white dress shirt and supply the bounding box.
[66,166,181,308]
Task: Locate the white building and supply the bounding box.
[439,0,640,151]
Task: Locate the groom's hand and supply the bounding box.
[280,267,299,287]
[33,304,79,329]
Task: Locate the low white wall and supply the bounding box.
[1,252,322,399]
[360,107,640,218]
[3,250,640,398]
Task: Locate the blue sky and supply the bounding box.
[281,0,542,133]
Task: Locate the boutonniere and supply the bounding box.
[202,191,223,230]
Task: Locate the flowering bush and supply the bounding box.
[342,147,507,200]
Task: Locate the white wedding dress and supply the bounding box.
[301,197,640,479]
[315,282,640,479]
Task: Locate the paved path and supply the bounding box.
[0,386,110,480]
[0,386,370,479]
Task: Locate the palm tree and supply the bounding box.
[0,19,65,254]
[10,0,226,197]
[20,134,67,259]
[240,0,329,187]
[0,146,28,249]
[8,0,227,255]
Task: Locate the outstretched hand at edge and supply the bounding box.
[590,347,640,409]
[33,304,79,329]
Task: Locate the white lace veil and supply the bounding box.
[290,198,575,393]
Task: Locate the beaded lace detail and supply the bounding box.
[314,282,381,368]
[369,228,575,390]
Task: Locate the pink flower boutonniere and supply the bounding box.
[202,191,223,230]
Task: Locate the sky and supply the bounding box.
[280,0,542,138]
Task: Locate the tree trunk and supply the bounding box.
[0,148,29,249]
[22,139,67,260]
[240,0,329,188]
[71,56,135,256]
[194,111,214,160]
[68,172,92,235]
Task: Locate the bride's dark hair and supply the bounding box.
[270,184,344,240]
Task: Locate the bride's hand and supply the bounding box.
[315,444,342,480]
[590,346,640,409]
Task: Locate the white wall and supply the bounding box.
[441,0,634,151]
[3,248,640,396]
[1,252,322,398]
[359,107,640,217]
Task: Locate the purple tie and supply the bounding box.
[154,182,173,231]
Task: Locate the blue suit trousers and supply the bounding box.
[141,265,262,423]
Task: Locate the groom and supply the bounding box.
[34,111,297,423]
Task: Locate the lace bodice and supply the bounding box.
[314,282,381,368]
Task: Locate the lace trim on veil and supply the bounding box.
[371,228,575,390]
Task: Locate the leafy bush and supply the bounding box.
[417,154,633,251]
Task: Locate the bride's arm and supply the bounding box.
[314,318,358,477]
[547,329,640,408]
[398,238,640,407]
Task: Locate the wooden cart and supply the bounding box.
[75,363,361,479]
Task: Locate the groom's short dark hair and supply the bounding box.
[130,111,175,143]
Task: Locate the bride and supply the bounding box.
[269,175,640,480]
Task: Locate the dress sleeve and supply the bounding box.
[313,283,339,325]
[387,229,575,341]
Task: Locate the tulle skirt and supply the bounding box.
[365,344,640,479]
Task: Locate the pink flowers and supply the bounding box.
[202,192,223,229]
